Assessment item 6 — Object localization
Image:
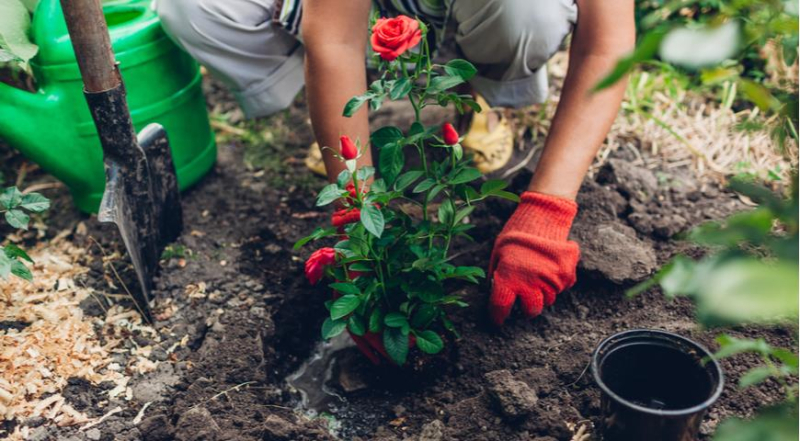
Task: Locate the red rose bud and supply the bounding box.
[332,208,361,228]
[442,123,459,146]
[305,247,337,285]
[340,135,358,160]
[345,182,359,200]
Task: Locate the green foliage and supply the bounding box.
[602,0,799,143]
[0,0,38,68]
[297,23,510,365]
[0,186,49,281]
[629,175,798,440]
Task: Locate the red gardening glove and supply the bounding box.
[488,191,580,326]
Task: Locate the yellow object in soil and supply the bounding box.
[305,142,328,177]
[461,95,515,174]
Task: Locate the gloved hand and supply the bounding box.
[488,191,580,326]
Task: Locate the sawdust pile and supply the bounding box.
[0,234,158,439]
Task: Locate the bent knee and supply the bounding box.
[455,0,577,68]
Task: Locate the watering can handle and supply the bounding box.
[60,0,119,92]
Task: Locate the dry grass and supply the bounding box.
[518,51,798,182]
[0,233,160,440]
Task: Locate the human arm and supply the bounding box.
[302,0,374,182]
[489,0,635,325]
[528,0,636,198]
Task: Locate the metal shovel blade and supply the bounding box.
[91,84,182,321]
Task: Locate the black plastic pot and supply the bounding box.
[591,329,724,441]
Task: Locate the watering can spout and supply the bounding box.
[0,82,63,165]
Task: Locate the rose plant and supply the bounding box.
[296,16,518,365]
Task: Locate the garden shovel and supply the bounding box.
[60,0,182,321]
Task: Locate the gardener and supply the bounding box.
[156,0,635,325]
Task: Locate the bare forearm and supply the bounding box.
[305,49,372,181]
[528,0,635,200]
[527,53,627,199]
[303,0,372,182]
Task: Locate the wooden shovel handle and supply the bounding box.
[60,0,119,92]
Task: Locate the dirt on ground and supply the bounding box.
[0,80,795,441]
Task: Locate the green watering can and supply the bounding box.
[0,0,216,213]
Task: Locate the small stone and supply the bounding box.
[85,428,102,440]
[175,406,220,441]
[418,420,445,441]
[139,414,174,441]
[484,370,538,420]
[577,222,657,283]
[596,159,659,202]
[262,415,294,440]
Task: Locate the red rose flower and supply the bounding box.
[340,135,358,160]
[371,16,423,61]
[305,248,337,285]
[442,123,459,146]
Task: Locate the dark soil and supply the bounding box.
[1,79,794,441]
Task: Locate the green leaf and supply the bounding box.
[413,178,437,193]
[738,366,774,388]
[330,294,361,320]
[443,59,477,81]
[343,93,372,117]
[383,327,409,365]
[384,312,408,328]
[5,209,29,230]
[10,259,31,282]
[360,204,385,238]
[695,259,798,326]
[715,335,772,359]
[329,282,361,296]
[348,315,366,336]
[438,199,455,226]
[481,179,508,195]
[454,206,475,224]
[372,126,405,185]
[389,76,413,100]
[372,126,404,149]
[19,192,49,212]
[491,191,521,202]
[368,308,384,333]
[321,317,347,339]
[738,79,782,112]
[411,304,439,328]
[3,244,31,262]
[356,166,376,182]
[0,186,22,209]
[294,227,338,250]
[0,0,38,65]
[336,170,352,188]
[0,249,11,279]
[395,170,425,191]
[713,404,798,441]
[449,168,482,185]
[430,75,465,93]
[317,184,346,206]
[415,330,444,354]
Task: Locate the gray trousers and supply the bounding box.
[156,0,577,119]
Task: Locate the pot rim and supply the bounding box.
[591,328,725,417]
